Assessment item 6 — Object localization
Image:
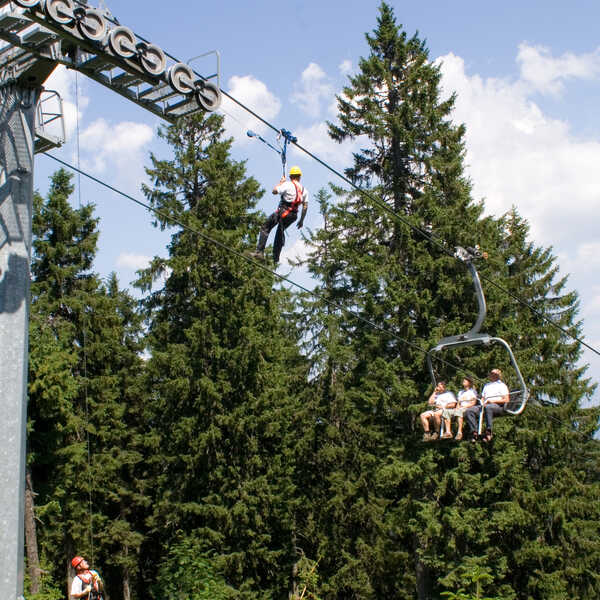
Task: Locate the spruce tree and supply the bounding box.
[28,169,147,600]
[296,4,488,597]
[136,112,307,599]
[295,4,600,599]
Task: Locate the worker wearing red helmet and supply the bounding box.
[70,556,104,600]
[251,165,308,264]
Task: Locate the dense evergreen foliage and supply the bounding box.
[134,113,307,599]
[24,4,599,600]
[28,170,147,599]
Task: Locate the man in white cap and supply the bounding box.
[465,368,509,442]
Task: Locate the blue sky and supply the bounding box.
[32,0,600,399]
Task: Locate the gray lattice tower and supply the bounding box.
[0,81,42,600]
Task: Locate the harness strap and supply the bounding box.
[279,180,303,219]
[77,572,101,593]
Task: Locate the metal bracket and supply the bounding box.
[33,87,64,153]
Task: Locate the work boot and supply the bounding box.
[422,432,432,442]
[429,431,439,441]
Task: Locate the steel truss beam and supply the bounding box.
[0,0,221,120]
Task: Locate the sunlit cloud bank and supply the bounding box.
[221,75,281,143]
[437,46,600,249]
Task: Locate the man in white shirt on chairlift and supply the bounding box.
[465,368,509,443]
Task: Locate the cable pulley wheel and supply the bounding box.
[168,62,195,94]
[44,0,75,25]
[108,26,136,59]
[13,0,40,7]
[137,42,166,78]
[196,81,221,112]
[76,8,107,42]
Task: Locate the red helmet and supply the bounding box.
[71,556,85,569]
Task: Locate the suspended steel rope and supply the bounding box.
[42,152,485,387]
[74,71,94,563]
[43,154,600,442]
[218,90,600,358]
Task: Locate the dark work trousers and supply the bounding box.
[257,207,297,262]
[465,403,505,433]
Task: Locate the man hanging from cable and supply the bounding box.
[251,166,308,264]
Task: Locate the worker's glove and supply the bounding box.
[83,585,92,594]
[296,220,304,229]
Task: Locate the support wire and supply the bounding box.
[42,151,483,386]
[219,89,600,358]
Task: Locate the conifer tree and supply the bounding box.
[136,112,306,599]
[28,169,147,600]
[296,4,600,599]
[296,4,488,597]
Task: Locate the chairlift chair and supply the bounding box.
[426,246,529,435]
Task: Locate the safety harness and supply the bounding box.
[278,179,304,220]
[76,572,103,600]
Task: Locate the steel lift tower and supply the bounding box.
[0,1,221,597]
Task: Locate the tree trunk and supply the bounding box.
[123,570,130,600]
[288,529,298,600]
[24,468,41,595]
[122,545,131,600]
[414,537,432,600]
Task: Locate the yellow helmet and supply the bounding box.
[289,166,302,176]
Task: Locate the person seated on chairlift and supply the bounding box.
[464,368,509,443]
[441,376,478,441]
[420,381,456,442]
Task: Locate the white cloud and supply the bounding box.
[517,43,600,96]
[574,243,600,270]
[292,121,363,171]
[116,252,151,270]
[587,289,600,314]
[79,118,153,173]
[291,62,335,118]
[280,238,311,265]
[437,51,600,248]
[339,59,353,76]
[221,75,281,143]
